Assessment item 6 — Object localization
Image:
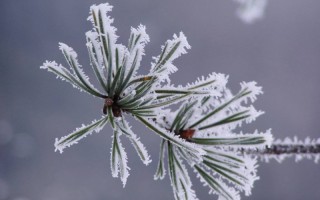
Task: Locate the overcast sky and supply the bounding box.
[1,0,320,199]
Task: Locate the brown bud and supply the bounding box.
[105,97,114,106]
[179,129,195,140]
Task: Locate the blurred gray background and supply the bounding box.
[1,0,320,199]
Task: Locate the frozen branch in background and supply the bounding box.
[245,137,320,163]
[234,0,268,24]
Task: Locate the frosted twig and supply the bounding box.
[244,137,320,163]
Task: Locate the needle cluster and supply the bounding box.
[41,3,273,200]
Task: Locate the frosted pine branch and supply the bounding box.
[149,81,271,199]
[41,2,207,189]
[41,2,318,200]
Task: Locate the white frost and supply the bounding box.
[54,116,108,153]
[239,81,263,103]
[59,43,103,96]
[110,129,130,187]
[150,32,191,84]
[116,119,152,165]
